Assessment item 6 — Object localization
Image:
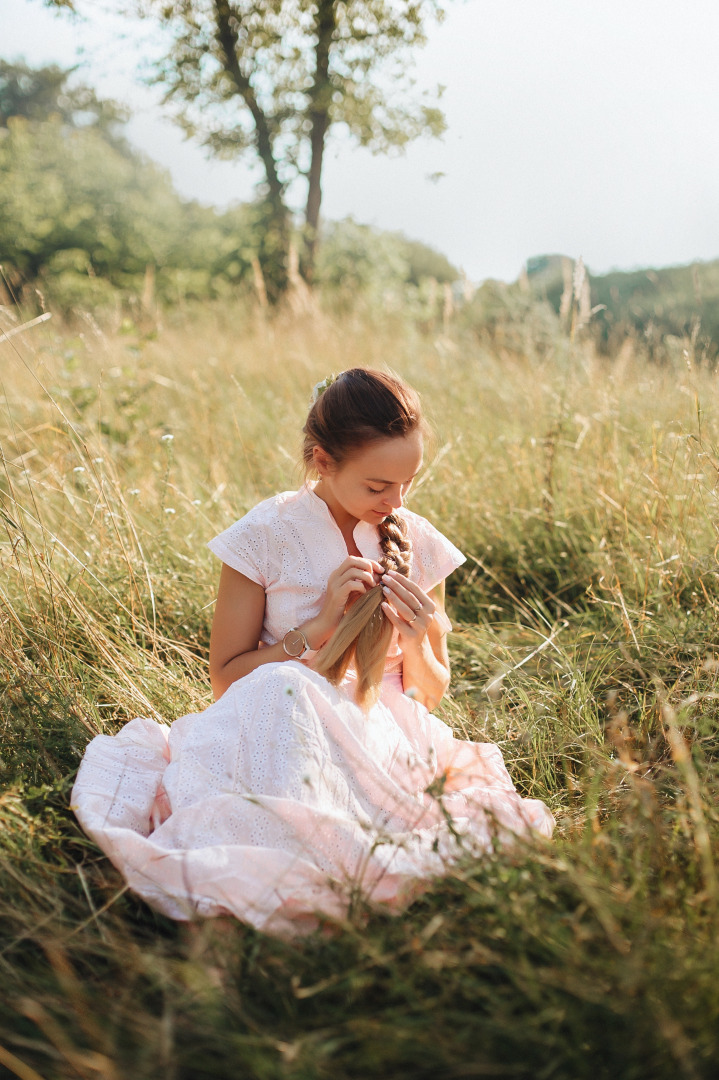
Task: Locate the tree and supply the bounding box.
[47,0,449,295]
[0,59,128,146]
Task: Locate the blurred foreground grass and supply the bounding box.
[1,301,719,1079]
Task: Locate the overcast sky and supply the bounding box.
[2,0,719,282]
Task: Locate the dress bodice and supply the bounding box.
[207,483,465,665]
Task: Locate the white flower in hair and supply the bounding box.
[310,372,340,405]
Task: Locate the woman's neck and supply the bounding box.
[312,481,359,539]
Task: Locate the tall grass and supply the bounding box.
[1,301,718,1078]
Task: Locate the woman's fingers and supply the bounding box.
[340,567,379,591]
[381,601,402,627]
[340,556,384,576]
[382,570,435,617]
[381,599,425,637]
[382,584,417,621]
[333,558,383,593]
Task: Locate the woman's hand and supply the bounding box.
[309,556,384,648]
[382,573,451,710]
[380,569,436,648]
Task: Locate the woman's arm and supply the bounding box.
[209,557,383,700]
[380,574,451,712]
[209,565,272,699]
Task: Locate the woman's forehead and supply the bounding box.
[350,432,424,479]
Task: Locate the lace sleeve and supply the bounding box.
[206,501,273,588]
[404,510,466,594]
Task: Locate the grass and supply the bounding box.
[1,299,718,1078]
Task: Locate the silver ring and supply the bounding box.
[408,610,418,624]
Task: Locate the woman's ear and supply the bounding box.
[312,445,334,478]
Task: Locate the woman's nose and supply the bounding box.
[385,487,403,510]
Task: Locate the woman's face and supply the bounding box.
[314,430,424,523]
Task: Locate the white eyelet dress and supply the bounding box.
[71,484,555,937]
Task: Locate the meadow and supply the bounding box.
[1,298,718,1079]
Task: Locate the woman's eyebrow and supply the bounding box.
[365,470,422,484]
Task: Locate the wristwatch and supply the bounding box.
[282,626,312,658]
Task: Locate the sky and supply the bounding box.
[2,0,719,283]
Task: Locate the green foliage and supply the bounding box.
[0,60,460,314]
[0,115,178,279]
[0,61,462,316]
[316,219,407,294]
[315,219,458,306]
[590,260,719,363]
[526,252,719,363]
[0,65,291,311]
[401,233,458,286]
[0,58,128,140]
[459,277,561,358]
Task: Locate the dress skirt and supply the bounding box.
[71,663,555,937]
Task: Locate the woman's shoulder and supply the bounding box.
[225,486,307,527]
[206,488,307,584]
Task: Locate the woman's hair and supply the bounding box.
[302,368,423,475]
[304,369,424,710]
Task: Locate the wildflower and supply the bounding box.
[164,507,176,514]
[161,433,174,442]
[73,466,85,473]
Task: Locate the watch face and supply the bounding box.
[284,630,305,656]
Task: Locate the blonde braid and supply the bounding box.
[377,513,412,577]
[313,513,413,711]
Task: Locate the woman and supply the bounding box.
[72,368,554,937]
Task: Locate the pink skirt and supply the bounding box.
[71,663,555,937]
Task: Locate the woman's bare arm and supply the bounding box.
[209,565,276,699]
[208,556,382,700]
[399,582,451,711]
[380,576,452,711]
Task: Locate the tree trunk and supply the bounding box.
[303,0,336,283]
[214,0,289,297]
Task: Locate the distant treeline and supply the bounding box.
[0,62,457,315]
[526,253,719,364]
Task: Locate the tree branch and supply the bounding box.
[212,0,284,208]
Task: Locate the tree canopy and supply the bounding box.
[47,0,449,293]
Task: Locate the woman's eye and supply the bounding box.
[367,486,385,495]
